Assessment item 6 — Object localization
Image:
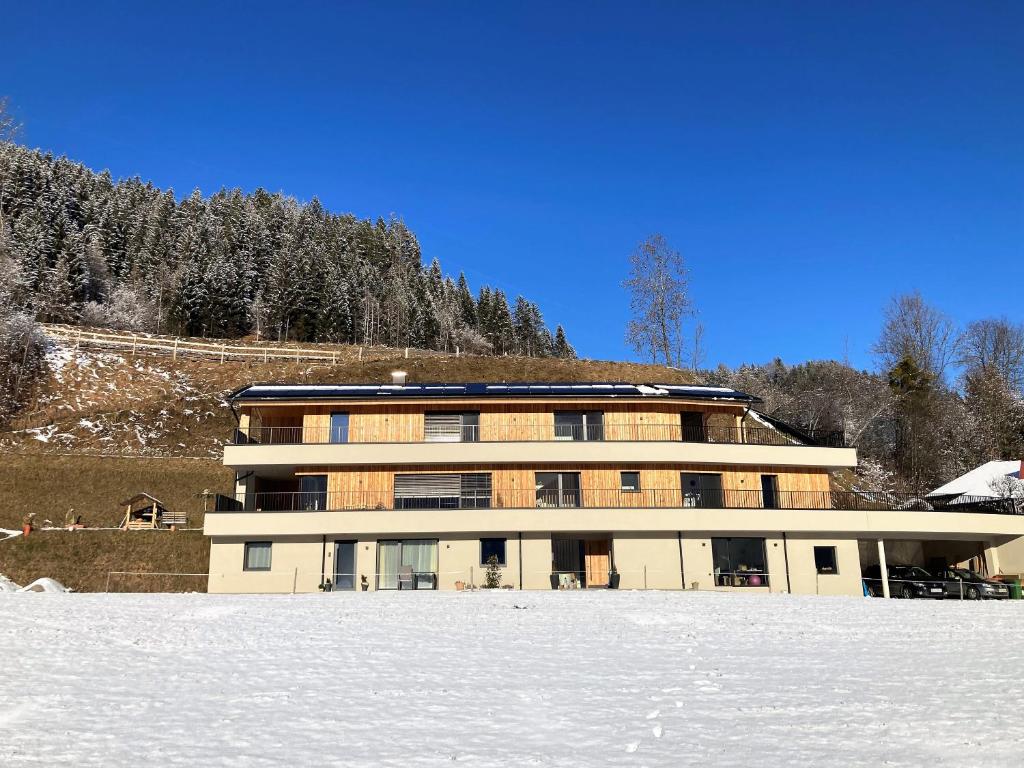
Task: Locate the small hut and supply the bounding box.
[120,494,185,530]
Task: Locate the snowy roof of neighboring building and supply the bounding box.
[229,382,760,403]
[926,460,1022,500]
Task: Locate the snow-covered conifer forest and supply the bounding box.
[0,142,575,357]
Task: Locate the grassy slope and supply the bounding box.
[1,530,210,592]
[1,336,696,590]
[0,453,233,529]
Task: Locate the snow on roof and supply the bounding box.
[926,460,1022,499]
[232,382,759,402]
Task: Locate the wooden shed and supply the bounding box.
[120,494,186,530]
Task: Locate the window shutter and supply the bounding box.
[425,413,462,442]
[394,474,462,499]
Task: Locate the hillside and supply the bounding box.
[0,329,696,590]
[4,329,698,461]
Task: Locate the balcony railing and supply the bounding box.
[231,423,846,448]
[212,489,1023,515]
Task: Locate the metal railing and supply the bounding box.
[232,422,846,448]
[212,489,1023,515]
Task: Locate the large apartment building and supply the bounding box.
[205,378,1024,595]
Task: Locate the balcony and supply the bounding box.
[231,422,847,447]
[213,488,1024,515]
[224,421,857,471]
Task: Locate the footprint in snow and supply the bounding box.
[625,742,639,754]
[652,724,664,738]
[646,710,660,720]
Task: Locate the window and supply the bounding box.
[554,411,604,441]
[298,475,328,510]
[681,473,724,508]
[711,537,769,587]
[481,538,507,566]
[681,412,707,442]
[620,471,641,492]
[393,473,491,509]
[814,546,838,574]
[329,412,349,444]
[535,472,581,508]
[243,541,272,571]
[377,539,438,590]
[425,412,480,443]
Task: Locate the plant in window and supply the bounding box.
[483,554,502,589]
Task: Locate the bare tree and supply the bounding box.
[959,317,1024,392]
[0,97,22,250]
[873,292,958,382]
[0,97,20,142]
[691,321,705,372]
[623,234,694,366]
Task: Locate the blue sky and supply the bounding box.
[6,1,1022,369]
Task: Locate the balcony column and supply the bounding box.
[984,540,1001,577]
[735,414,745,443]
[234,473,254,510]
[877,539,890,598]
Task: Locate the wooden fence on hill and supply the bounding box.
[40,324,449,365]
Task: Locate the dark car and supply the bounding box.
[862,564,945,599]
[931,567,1010,600]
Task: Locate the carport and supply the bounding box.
[859,537,998,597]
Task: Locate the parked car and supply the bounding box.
[862,564,945,599]
[931,567,1010,600]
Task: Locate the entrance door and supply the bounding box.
[584,539,611,587]
[334,541,356,590]
[761,475,779,509]
[681,412,706,442]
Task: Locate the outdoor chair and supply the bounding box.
[397,565,414,590]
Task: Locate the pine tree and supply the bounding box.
[456,272,477,328]
[553,325,576,359]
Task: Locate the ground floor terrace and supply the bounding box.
[206,511,1024,595]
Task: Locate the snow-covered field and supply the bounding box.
[1,591,1022,766]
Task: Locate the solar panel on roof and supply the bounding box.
[231,380,758,402]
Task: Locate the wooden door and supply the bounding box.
[585,539,610,587]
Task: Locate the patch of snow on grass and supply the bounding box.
[0,591,1022,766]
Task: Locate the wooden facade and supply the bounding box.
[284,462,832,511]
[244,399,747,443]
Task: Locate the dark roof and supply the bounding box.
[228,382,760,404]
[120,493,167,508]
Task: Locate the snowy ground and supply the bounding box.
[1,591,1022,767]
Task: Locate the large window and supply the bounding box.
[329,412,349,444]
[425,412,480,443]
[814,546,838,574]
[243,541,272,571]
[299,475,328,510]
[554,411,604,441]
[681,473,724,508]
[480,538,507,566]
[711,537,769,587]
[377,539,438,590]
[535,472,581,508]
[393,473,491,509]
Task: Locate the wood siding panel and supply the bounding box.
[303,464,831,511]
[244,402,749,444]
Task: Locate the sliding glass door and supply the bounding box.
[376,539,439,590]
